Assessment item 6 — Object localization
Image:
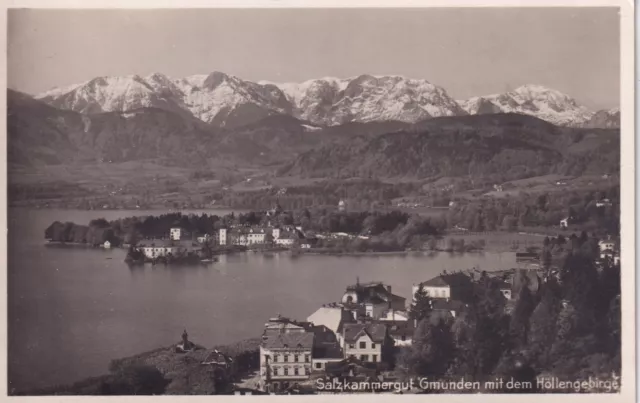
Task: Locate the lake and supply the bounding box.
[8,208,517,392]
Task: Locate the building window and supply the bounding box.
[315,362,322,369]
[305,354,310,363]
[273,368,278,376]
[359,341,366,349]
[305,368,311,375]
[371,343,376,349]
[284,368,289,376]
[349,343,355,349]
[401,335,406,341]
[360,354,368,361]
[372,354,378,362]
[294,355,299,362]
[294,367,299,376]
[284,355,289,362]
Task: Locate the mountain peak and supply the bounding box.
[33,72,615,128]
[459,84,594,126]
[203,71,231,90]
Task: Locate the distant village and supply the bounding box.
[127,223,318,264]
[125,204,373,264]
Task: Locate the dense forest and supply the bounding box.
[400,233,621,392]
[217,179,419,211]
[278,114,619,180]
[446,185,620,235]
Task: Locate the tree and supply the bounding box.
[528,281,562,367]
[509,287,536,347]
[409,317,454,377]
[409,285,432,323]
[265,231,274,245]
[101,364,169,395]
[502,215,517,231]
[448,280,509,379]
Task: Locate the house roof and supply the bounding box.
[343,323,387,343]
[421,276,450,287]
[307,307,354,336]
[201,350,233,365]
[265,315,310,327]
[421,273,472,288]
[262,332,314,350]
[345,283,406,305]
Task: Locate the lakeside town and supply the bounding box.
[28,225,621,395]
[44,197,622,266]
[8,6,626,397]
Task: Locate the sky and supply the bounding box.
[8,7,620,109]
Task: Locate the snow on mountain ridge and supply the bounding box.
[457,84,595,127]
[35,74,613,128]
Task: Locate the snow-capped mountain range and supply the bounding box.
[34,72,619,128]
[456,85,596,127]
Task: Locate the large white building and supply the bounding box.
[218,226,305,248]
[599,238,618,253]
[136,240,198,259]
[170,227,182,241]
[412,273,473,302]
[219,227,273,246]
[219,228,228,245]
[247,228,267,244]
[259,317,314,393]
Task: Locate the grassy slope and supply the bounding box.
[17,338,262,396]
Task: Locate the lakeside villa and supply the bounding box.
[252,266,562,393]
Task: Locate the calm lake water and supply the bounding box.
[8,208,516,392]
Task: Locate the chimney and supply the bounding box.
[386,285,392,294]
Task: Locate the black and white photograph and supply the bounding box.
[4,3,634,399]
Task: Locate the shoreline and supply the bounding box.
[42,242,517,257]
[297,249,490,257]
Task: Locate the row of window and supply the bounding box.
[270,354,310,363]
[348,342,377,349]
[272,367,310,376]
[427,289,448,298]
